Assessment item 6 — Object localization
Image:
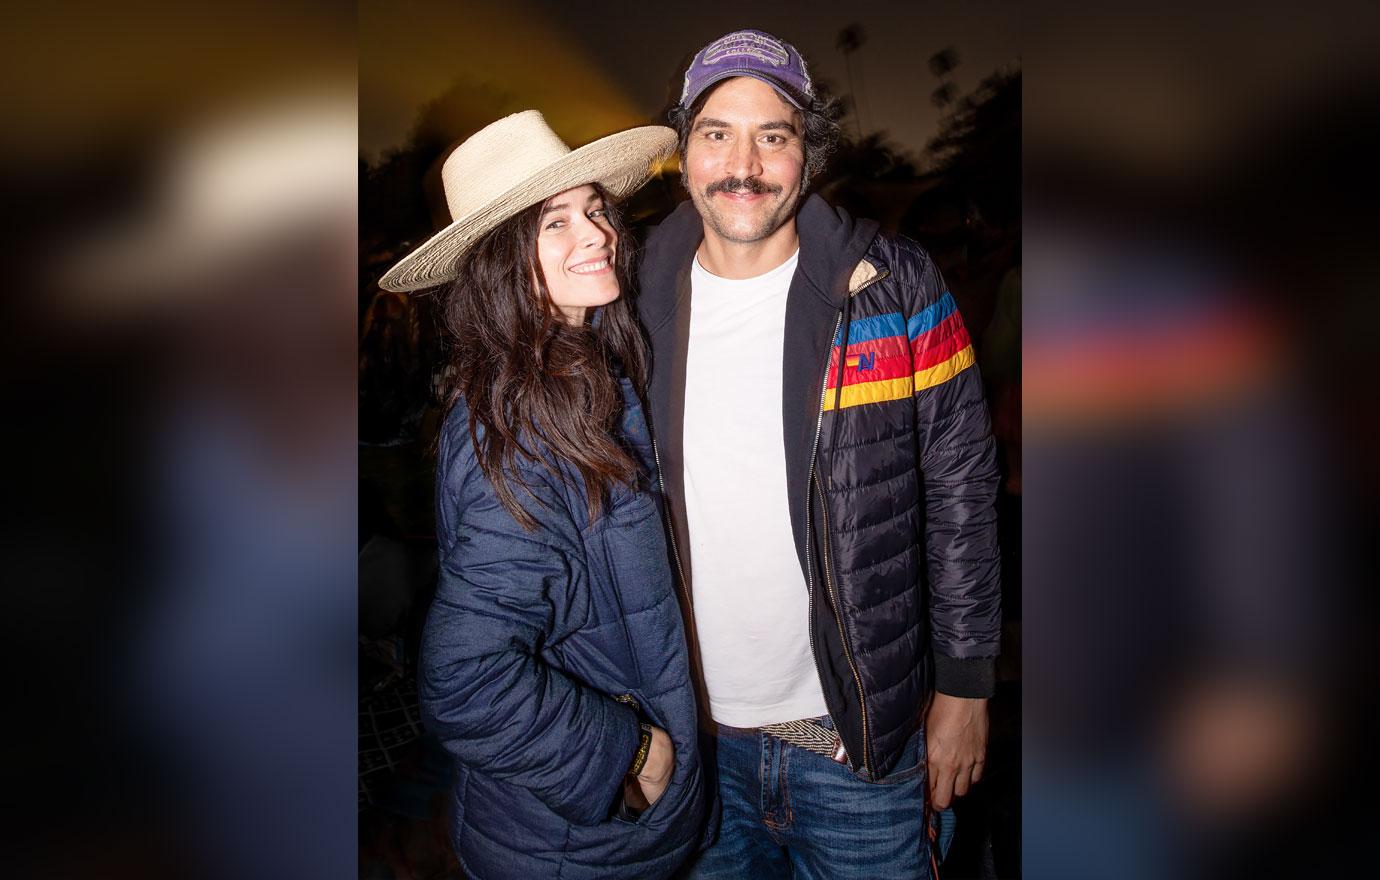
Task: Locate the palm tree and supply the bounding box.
[835,24,869,138]
[929,46,961,110]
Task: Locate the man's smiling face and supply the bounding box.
[683,77,806,247]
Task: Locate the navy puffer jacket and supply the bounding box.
[419,378,709,879]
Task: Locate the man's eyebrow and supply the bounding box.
[692,117,799,135]
[692,117,731,132]
[759,120,799,134]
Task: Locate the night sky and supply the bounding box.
[360,0,1020,165]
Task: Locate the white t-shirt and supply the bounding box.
[682,249,829,727]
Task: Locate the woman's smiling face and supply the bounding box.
[536,184,619,325]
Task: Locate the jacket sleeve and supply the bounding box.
[910,262,1003,698]
[418,431,640,826]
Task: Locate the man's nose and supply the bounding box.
[726,137,763,181]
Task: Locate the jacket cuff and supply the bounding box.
[934,655,996,698]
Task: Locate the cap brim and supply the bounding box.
[683,69,809,111]
[377,125,676,293]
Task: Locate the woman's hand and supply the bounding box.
[624,725,674,809]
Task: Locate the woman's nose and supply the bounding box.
[576,215,613,248]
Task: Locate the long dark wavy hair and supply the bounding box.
[439,183,648,530]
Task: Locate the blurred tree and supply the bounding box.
[808,79,918,194]
[362,148,431,249]
[929,46,960,78]
[836,24,869,138]
[929,46,961,110]
[829,131,921,184]
[360,79,517,276]
[836,24,865,54]
[925,66,1021,231]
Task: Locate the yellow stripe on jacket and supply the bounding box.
[914,345,975,392]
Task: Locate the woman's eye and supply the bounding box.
[588,208,607,220]
[545,219,565,230]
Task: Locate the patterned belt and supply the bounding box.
[759,719,850,765]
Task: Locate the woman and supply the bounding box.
[378,112,708,878]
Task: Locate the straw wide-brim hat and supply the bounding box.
[378,111,677,293]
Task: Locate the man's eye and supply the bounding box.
[707,131,727,141]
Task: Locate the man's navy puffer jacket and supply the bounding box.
[419,378,709,879]
[639,196,1002,782]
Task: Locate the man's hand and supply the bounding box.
[625,725,675,810]
[925,693,989,810]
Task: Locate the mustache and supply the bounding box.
[705,176,782,197]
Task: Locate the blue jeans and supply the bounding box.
[681,717,931,879]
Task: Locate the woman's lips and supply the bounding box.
[569,257,612,275]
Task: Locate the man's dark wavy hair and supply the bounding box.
[438,183,647,530]
[667,79,842,192]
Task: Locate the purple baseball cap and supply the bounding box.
[678,29,815,110]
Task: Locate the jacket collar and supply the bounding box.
[793,194,881,306]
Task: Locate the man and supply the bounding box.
[637,30,1001,877]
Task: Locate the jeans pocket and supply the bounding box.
[855,725,927,786]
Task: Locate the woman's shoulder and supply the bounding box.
[436,396,542,477]
[435,398,478,482]
[434,398,578,529]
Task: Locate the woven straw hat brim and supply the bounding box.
[378,125,676,293]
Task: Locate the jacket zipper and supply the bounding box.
[805,310,870,772]
[805,268,890,775]
[815,476,869,772]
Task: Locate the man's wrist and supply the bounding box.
[934,654,997,698]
